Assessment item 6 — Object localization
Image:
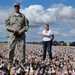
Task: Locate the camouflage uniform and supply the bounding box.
[5,12,29,63]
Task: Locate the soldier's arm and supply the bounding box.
[5,15,13,32]
[21,16,29,32]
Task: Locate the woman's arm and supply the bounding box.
[51,35,54,41]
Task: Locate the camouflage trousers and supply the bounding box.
[7,37,25,63]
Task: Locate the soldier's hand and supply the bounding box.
[18,30,23,34]
[13,29,17,33]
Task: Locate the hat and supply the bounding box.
[14,3,20,7]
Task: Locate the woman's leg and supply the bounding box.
[42,41,47,60]
[47,41,52,60]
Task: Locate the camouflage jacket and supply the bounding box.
[5,12,29,38]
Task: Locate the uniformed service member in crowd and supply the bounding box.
[5,3,29,69]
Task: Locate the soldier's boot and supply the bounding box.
[0,58,2,64]
[20,63,25,69]
[7,62,13,70]
[20,60,25,69]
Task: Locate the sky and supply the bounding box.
[0,0,75,42]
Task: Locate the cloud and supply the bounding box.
[58,6,75,25]
[21,4,75,26]
[62,29,75,37]
[53,31,59,35]
[70,29,75,34]
[0,7,13,24]
[21,5,56,25]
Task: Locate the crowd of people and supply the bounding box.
[0,44,75,75]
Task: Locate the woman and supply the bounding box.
[42,24,54,61]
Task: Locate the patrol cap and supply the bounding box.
[14,3,20,7]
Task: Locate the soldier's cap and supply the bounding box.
[14,3,20,7]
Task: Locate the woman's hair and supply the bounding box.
[45,24,49,27]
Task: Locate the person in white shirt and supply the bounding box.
[42,24,54,61]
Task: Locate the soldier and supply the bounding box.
[5,3,29,67]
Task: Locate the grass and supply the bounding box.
[0,42,7,46]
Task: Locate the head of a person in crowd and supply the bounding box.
[14,3,20,13]
[45,24,49,30]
